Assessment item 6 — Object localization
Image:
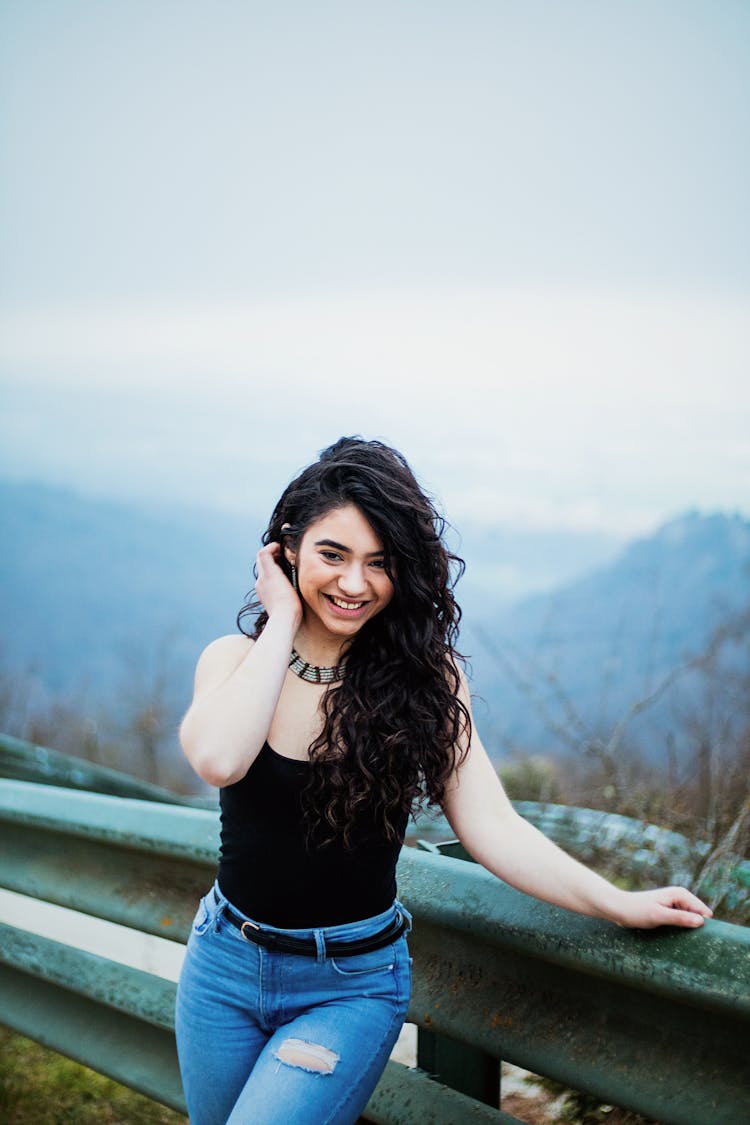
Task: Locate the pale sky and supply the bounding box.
[1,1,748,536]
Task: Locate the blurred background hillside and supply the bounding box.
[2,481,748,831]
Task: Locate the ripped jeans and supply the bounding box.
[175,883,412,1125]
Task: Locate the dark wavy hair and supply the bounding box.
[237,436,470,846]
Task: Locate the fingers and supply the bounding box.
[255,545,287,590]
[655,906,706,929]
[659,887,713,918]
[256,542,281,570]
[626,887,714,929]
[672,904,709,927]
[255,544,287,585]
[254,543,302,624]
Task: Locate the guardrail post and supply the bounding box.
[416,839,501,1106]
[417,1026,500,1106]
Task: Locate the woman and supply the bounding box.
[176,436,710,1125]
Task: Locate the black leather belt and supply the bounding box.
[216,891,407,957]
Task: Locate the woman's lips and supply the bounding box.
[324,593,370,617]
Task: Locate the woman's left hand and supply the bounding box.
[614,887,713,929]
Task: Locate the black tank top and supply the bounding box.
[217,742,407,927]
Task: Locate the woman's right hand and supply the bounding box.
[255,542,303,627]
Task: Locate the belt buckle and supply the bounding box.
[240,919,261,941]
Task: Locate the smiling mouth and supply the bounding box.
[325,594,369,611]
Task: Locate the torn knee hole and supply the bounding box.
[274,1038,339,1074]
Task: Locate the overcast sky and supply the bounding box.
[1,1,748,536]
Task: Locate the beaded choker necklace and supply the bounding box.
[288,648,344,684]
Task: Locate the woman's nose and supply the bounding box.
[337,563,367,595]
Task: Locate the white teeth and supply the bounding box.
[331,596,365,610]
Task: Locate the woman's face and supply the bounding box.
[288,503,394,640]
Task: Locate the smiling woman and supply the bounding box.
[175,436,711,1125]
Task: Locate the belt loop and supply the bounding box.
[314,929,326,963]
[213,884,227,933]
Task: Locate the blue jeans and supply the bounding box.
[175,883,412,1125]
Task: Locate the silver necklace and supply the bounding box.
[288,648,344,684]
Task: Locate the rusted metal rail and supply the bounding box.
[0,732,216,807]
[1,772,748,1124]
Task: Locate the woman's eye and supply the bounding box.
[320,551,342,562]
[370,560,386,569]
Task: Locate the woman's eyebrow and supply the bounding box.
[314,538,385,558]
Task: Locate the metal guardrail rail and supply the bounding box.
[1,776,749,1124]
[5,733,746,916]
[0,732,216,808]
[414,802,750,923]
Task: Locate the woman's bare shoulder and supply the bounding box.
[200,633,255,661]
[193,633,255,690]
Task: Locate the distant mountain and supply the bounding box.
[462,511,750,761]
[2,480,747,772]
[0,481,257,711]
[451,519,622,611]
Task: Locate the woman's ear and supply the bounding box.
[280,523,296,566]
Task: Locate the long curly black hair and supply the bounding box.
[237,437,470,847]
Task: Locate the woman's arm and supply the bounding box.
[441,677,712,929]
[179,543,301,787]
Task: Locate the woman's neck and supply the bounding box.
[292,621,351,669]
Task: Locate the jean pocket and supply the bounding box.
[329,945,397,977]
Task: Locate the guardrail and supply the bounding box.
[418,807,750,927]
[0,732,216,807]
[5,732,747,918]
[1,775,749,1124]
